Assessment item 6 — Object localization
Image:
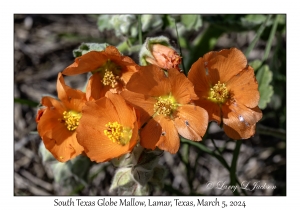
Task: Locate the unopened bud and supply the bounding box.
[139,36,182,71]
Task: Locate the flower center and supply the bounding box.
[207,81,229,104]
[102,69,118,88]
[63,110,82,131]
[154,95,178,116]
[104,122,132,146]
[94,60,121,88]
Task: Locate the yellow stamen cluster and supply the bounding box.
[208,81,229,104]
[63,110,82,131]
[104,122,132,146]
[94,60,121,88]
[154,95,178,116]
[102,69,118,88]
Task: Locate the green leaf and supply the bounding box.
[256,64,274,109]
[38,142,92,194]
[132,166,153,186]
[149,166,166,188]
[68,155,92,180]
[73,42,109,57]
[108,15,138,38]
[202,15,267,32]
[181,14,202,31]
[249,59,262,72]
[51,162,72,184]
[245,14,272,58]
[109,168,150,195]
[263,15,280,62]
[38,142,55,163]
[131,148,161,186]
[109,168,135,192]
[141,15,163,32]
[110,153,132,168]
[241,14,272,27]
[277,14,286,25]
[14,98,39,107]
[97,15,114,32]
[165,15,177,28]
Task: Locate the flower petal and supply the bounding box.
[121,90,156,127]
[37,108,64,138]
[194,98,221,124]
[223,123,256,140]
[104,46,139,82]
[148,44,181,70]
[188,53,213,93]
[140,116,162,150]
[120,69,138,84]
[76,96,138,162]
[226,65,259,108]
[126,65,170,96]
[41,96,65,115]
[62,51,107,75]
[77,121,138,163]
[174,104,208,141]
[83,97,120,127]
[222,103,262,139]
[156,116,180,154]
[86,72,108,101]
[38,109,84,162]
[104,45,122,56]
[57,73,86,111]
[209,48,247,83]
[168,68,198,104]
[35,108,46,123]
[106,91,136,127]
[43,131,83,162]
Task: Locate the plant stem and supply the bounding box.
[257,124,286,139]
[14,98,39,107]
[245,14,272,58]
[179,144,194,193]
[181,138,248,195]
[230,140,242,196]
[138,15,142,45]
[174,19,186,75]
[263,14,279,62]
[211,138,222,155]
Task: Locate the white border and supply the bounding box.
[7,0,294,209]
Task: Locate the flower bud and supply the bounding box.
[139,36,182,71]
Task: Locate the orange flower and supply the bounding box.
[145,44,181,71]
[188,48,262,139]
[36,73,85,162]
[121,65,208,154]
[76,92,139,163]
[62,45,139,100]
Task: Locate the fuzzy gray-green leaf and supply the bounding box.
[256,64,274,109]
